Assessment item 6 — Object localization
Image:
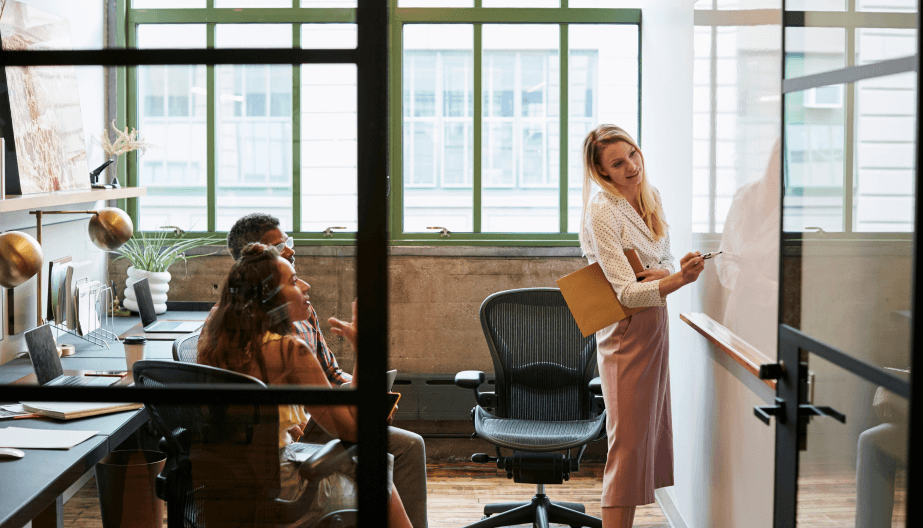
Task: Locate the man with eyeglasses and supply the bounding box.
[225,213,428,528]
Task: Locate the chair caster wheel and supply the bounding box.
[481,515,491,520]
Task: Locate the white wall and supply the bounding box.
[645,2,781,527]
[0,0,108,364]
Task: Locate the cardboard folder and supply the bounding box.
[556,250,647,337]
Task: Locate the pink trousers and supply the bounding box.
[597,305,673,506]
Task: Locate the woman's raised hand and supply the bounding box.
[328,300,358,350]
[679,252,705,284]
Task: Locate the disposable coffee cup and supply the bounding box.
[123,336,148,371]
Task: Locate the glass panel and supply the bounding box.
[403,25,474,233]
[215,0,291,6]
[482,0,559,6]
[302,24,357,49]
[785,27,846,79]
[136,25,208,232]
[482,25,559,233]
[133,0,206,7]
[854,71,916,233]
[797,353,908,527]
[784,85,845,233]
[566,24,639,233]
[216,25,294,231]
[572,0,644,7]
[856,29,916,66]
[301,65,358,232]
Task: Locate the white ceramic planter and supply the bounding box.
[123,266,171,314]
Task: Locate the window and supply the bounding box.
[125,2,640,244]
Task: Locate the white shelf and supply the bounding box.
[0,187,146,213]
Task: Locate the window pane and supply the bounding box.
[302,65,358,232]
[136,25,208,232]
[785,27,846,79]
[403,25,474,233]
[133,0,205,7]
[301,0,357,6]
[856,28,916,66]
[302,24,357,49]
[216,25,294,231]
[215,0,291,6]
[483,0,559,6]
[398,0,474,6]
[784,0,845,9]
[483,25,559,233]
[857,0,917,12]
[784,87,846,232]
[567,24,639,233]
[854,72,916,232]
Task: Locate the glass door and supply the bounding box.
[769,2,920,526]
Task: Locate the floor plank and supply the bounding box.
[64,461,670,527]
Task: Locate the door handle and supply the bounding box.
[754,397,786,425]
[800,404,846,424]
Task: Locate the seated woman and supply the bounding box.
[197,242,413,527]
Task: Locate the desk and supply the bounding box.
[0,311,203,528]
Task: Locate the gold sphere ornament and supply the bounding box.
[89,207,134,251]
[0,231,44,288]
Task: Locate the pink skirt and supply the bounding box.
[597,305,673,507]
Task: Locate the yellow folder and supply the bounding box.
[556,250,647,338]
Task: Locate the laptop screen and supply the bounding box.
[25,325,63,385]
[132,278,158,328]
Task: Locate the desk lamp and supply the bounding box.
[0,208,133,326]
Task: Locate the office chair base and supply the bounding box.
[463,493,602,528]
[484,500,585,516]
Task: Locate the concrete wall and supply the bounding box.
[109,246,588,374]
[0,0,108,365]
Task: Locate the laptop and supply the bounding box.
[132,278,204,333]
[24,325,120,387]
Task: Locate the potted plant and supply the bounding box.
[114,228,223,314]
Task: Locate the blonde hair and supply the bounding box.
[579,124,668,251]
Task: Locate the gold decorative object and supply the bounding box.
[89,207,134,251]
[0,230,44,288]
[29,208,134,326]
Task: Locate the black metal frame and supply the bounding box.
[773,1,922,526]
[0,1,390,525]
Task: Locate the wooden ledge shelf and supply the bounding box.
[0,187,146,213]
[680,312,776,390]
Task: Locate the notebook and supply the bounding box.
[133,278,204,333]
[556,249,649,338]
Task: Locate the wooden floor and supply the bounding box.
[64,461,671,528]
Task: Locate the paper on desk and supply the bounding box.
[0,426,98,449]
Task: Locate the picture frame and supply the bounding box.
[47,256,72,324]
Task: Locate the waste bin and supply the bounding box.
[95,450,167,528]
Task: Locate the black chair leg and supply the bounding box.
[483,501,528,516]
[463,502,536,528]
[548,502,603,528]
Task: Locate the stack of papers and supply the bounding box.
[22,402,143,420]
[0,426,97,449]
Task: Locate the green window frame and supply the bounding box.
[120,1,641,247]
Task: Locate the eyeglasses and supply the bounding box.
[274,237,294,253]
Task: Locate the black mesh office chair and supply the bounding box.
[455,288,606,528]
[133,360,357,528]
[172,332,200,363]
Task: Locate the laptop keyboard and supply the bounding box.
[148,321,182,331]
[48,376,119,387]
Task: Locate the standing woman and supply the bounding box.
[580,124,704,528]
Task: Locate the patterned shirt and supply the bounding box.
[293,304,353,386]
[204,303,352,386]
[583,189,675,309]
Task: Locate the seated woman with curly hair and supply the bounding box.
[198,242,413,527]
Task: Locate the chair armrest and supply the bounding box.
[298,439,356,482]
[455,370,485,389]
[589,377,602,395]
